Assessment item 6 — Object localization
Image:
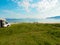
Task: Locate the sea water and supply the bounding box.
[6,19,60,23]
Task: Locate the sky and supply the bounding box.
[0,0,60,19]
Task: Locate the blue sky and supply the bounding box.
[0,0,60,19]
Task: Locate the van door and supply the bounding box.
[0,20,3,27]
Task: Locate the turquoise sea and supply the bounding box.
[6,19,60,23]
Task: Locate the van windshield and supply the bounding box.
[5,22,8,24]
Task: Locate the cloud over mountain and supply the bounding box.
[47,16,60,19]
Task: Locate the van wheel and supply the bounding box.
[7,25,9,27]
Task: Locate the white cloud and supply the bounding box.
[11,0,60,19]
[19,0,30,12]
[2,10,29,18]
[14,0,58,12]
[31,0,58,12]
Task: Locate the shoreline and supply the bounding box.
[9,22,60,24]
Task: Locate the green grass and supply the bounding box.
[0,23,60,45]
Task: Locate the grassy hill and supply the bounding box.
[0,23,60,45]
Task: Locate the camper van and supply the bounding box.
[0,18,10,27]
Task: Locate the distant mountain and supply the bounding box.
[47,16,60,19]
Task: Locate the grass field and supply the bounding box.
[0,23,60,45]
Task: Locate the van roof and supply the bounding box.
[0,18,6,21]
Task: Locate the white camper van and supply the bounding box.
[0,18,10,27]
